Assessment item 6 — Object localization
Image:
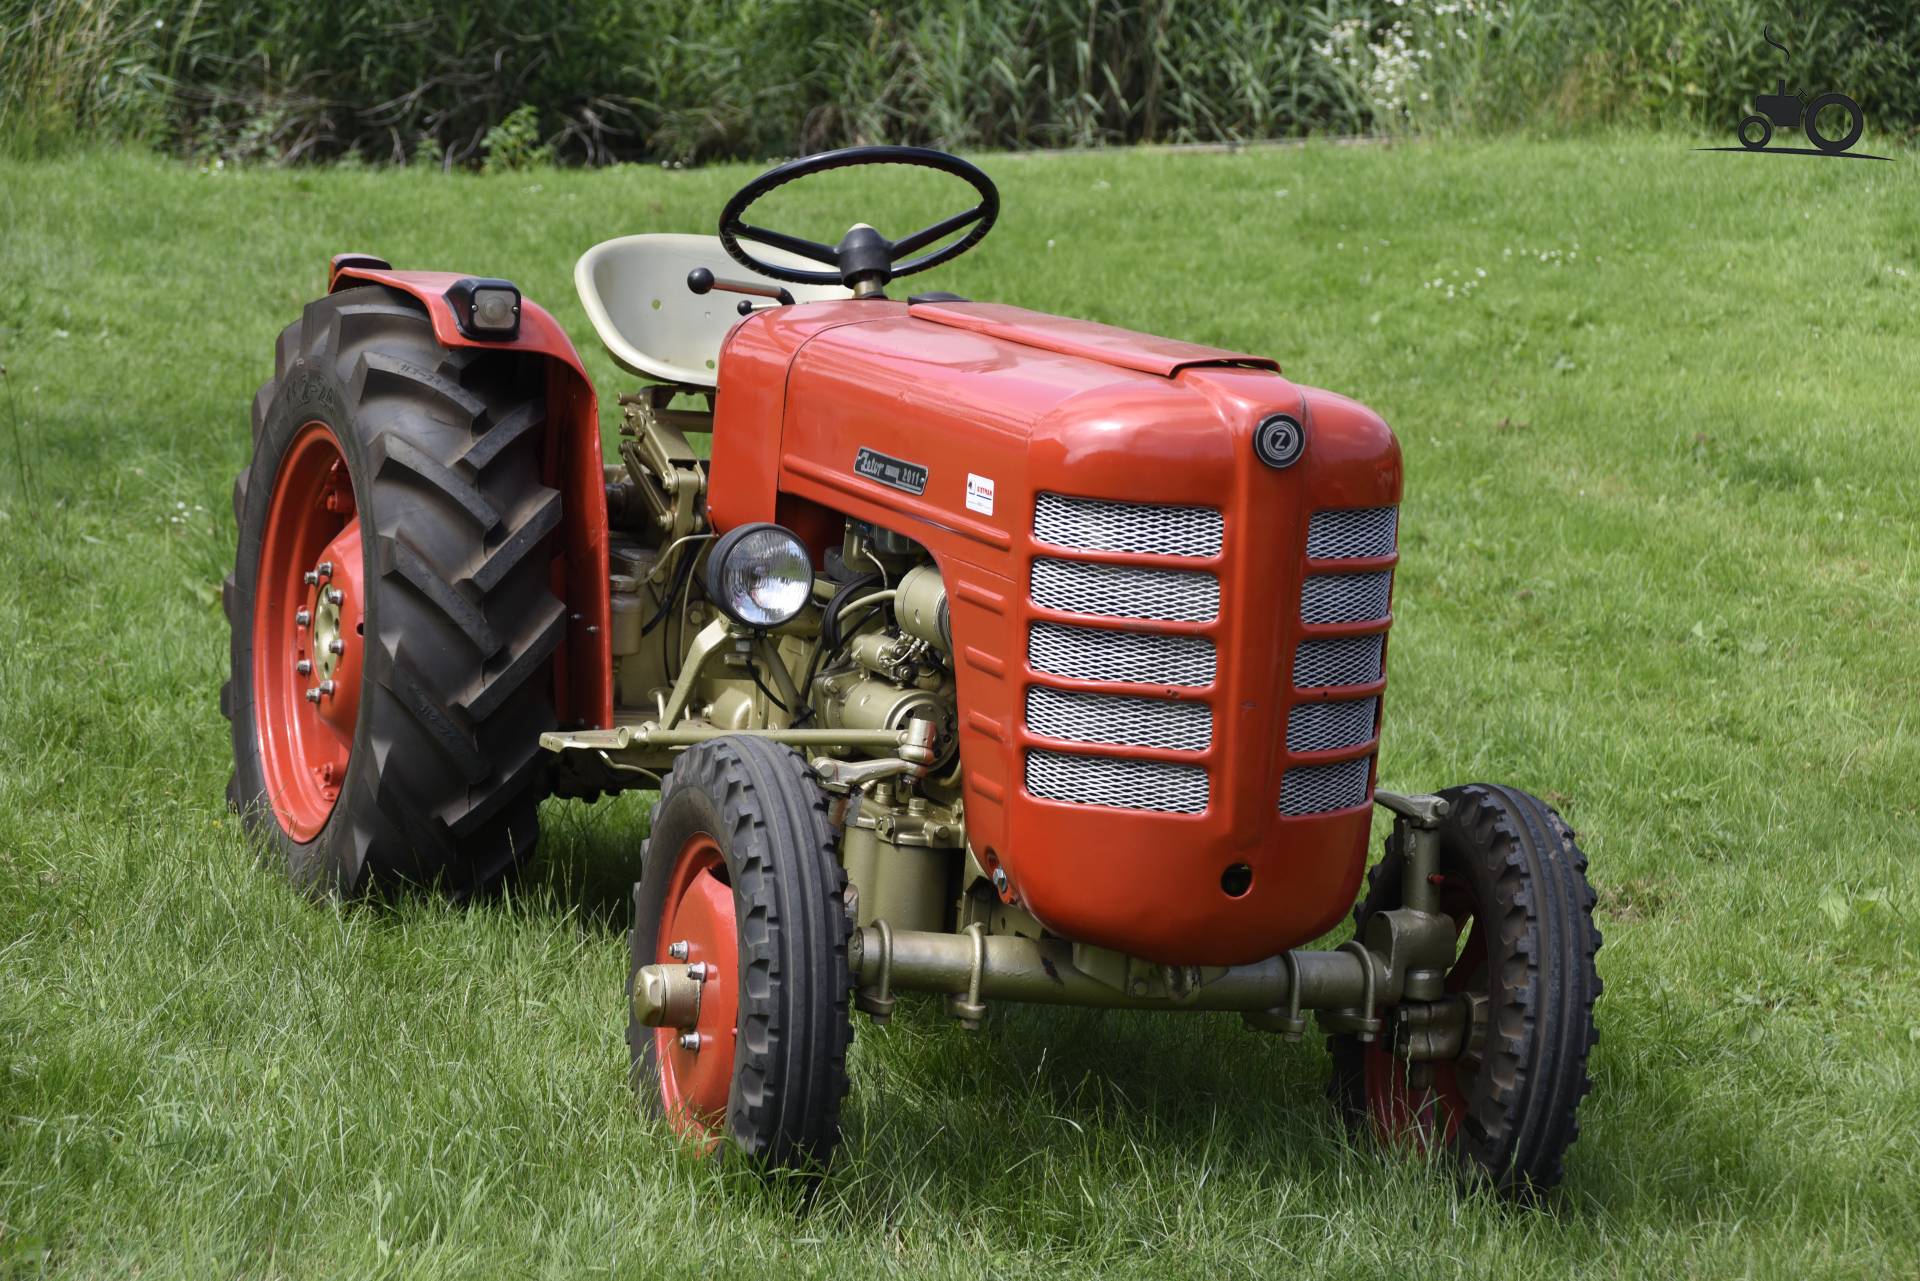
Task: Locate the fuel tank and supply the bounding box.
[709,300,1401,965]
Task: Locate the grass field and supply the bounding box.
[1,137,1917,1277]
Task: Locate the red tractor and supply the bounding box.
[225,147,1602,1193]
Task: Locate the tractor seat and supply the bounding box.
[574,233,850,387]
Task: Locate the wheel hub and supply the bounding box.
[652,834,738,1141]
[1364,885,1487,1150]
[252,423,365,841]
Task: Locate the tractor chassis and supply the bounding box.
[582,702,1470,1054]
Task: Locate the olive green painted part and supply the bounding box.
[630,962,702,1029]
[849,926,1393,1014]
[615,387,709,539]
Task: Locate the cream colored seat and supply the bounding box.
[574,234,851,387]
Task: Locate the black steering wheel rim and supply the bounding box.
[716,145,999,288]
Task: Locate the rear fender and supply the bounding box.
[328,255,611,730]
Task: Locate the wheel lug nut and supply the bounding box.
[687,962,710,982]
[305,688,322,703]
[316,561,333,578]
[318,680,336,697]
[667,940,689,961]
[295,608,310,627]
[296,659,313,675]
[303,569,319,585]
[325,588,344,606]
[328,637,346,654]
[677,1032,702,1052]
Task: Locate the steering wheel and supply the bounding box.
[716,145,998,294]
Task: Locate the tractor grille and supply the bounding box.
[1286,697,1379,754]
[1300,571,1393,626]
[1279,506,1398,817]
[1026,686,1212,752]
[1033,493,1222,558]
[1028,620,1215,687]
[1024,497,1221,814]
[1293,634,1385,689]
[1030,557,1218,622]
[1307,506,1398,560]
[1026,749,1208,814]
[1279,755,1375,816]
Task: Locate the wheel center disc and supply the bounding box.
[251,422,364,842]
[653,833,738,1143]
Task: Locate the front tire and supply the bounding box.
[627,736,852,1169]
[1329,784,1603,1195]
[224,286,564,896]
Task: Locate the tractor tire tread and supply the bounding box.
[1329,784,1602,1196]
[628,736,851,1169]
[228,284,560,899]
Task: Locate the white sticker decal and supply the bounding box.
[965,472,995,515]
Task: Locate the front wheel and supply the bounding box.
[1737,114,1772,150]
[627,736,852,1169]
[1329,784,1603,1195]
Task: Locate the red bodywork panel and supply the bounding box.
[711,301,1400,966]
[328,259,613,730]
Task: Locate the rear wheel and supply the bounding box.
[627,736,852,1168]
[1803,92,1863,154]
[224,285,565,895]
[1329,784,1603,1195]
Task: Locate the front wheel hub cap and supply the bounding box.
[632,963,704,1029]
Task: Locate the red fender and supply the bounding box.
[327,255,612,730]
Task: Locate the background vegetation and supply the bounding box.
[4,0,1919,166]
[2,137,1917,1276]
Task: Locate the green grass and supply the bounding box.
[2,136,1918,1277]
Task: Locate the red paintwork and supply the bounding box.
[656,832,736,1146]
[253,422,363,841]
[328,259,612,730]
[909,302,1279,376]
[710,301,1400,966]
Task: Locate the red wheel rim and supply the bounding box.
[1363,881,1484,1150]
[655,833,739,1144]
[252,422,365,842]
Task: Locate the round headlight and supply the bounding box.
[704,523,814,628]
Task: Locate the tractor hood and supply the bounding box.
[907,302,1279,378]
[705,295,1401,966]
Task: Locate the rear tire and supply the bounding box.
[224,285,564,896]
[1329,784,1603,1195]
[1803,92,1863,154]
[627,736,852,1169]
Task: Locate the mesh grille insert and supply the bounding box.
[1027,621,1215,687]
[1300,571,1393,625]
[1026,748,1209,814]
[1279,755,1374,816]
[1034,493,1222,559]
[1307,507,1399,560]
[1286,697,1380,754]
[1026,686,1212,752]
[1030,557,1219,622]
[1294,635,1385,689]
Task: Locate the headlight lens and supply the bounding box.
[705,523,814,628]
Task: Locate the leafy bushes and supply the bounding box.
[3,0,1916,164]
